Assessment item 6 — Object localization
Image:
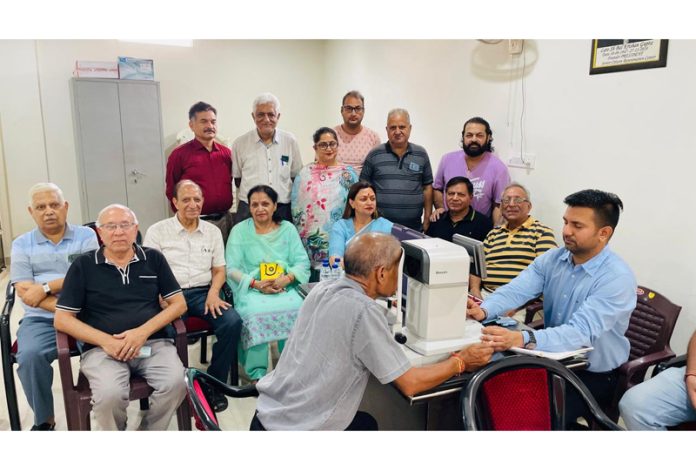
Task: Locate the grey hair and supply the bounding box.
[252,92,280,114]
[344,232,402,278]
[96,204,139,226]
[387,108,411,124]
[28,182,65,205]
[174,179,202,199]
[503,182,531,202]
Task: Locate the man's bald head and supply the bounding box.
[345,232,402,278]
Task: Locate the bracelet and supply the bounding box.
[450,352,465,374]
[250,279,256,289]
[685,373,696,382]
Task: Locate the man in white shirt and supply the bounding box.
[144,180,241,411]
[232,92,302,223]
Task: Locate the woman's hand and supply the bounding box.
[254,279,284,295]
[271,274,293,290]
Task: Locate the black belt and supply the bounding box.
[200,213,225,221]
[182,285,211,292]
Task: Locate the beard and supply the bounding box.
[463,142,486,157]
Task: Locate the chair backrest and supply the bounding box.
[625,286,681,360]
[462,355,622,431]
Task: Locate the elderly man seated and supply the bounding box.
[251,232,493,430]
[11,182,98,430]
[144,179,242,412]
[55,204,187,431]
[470,183,557,307]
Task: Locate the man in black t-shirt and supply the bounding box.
[426,176,492,242]
[55,204,187,431]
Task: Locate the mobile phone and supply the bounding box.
[468,294,483,305]
[136,346,152,358]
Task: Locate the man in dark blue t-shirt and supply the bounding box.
[55,204,187,431]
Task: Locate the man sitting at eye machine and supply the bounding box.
[251,232,493,430]
[467,189,637,425]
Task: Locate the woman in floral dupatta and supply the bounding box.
[291,127,358,272]
[226,185,310,381]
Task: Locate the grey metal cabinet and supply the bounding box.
[71,78,168,232]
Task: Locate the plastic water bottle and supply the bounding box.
[320,259,331,282]
[331,262,342,280]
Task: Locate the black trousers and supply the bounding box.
[565,368,619,426]
[250,410,378,431]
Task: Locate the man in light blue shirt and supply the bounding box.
[10,183,98,430]
[467,189,636,424]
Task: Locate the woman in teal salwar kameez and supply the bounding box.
[226,185,310,381]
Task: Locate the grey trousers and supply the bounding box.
[80,339,186,431]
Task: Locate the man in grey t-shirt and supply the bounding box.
[253,232,493,430]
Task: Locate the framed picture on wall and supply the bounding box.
[589,39,668,75]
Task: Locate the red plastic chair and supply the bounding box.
[462,355,622,430]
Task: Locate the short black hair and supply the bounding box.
[445,176,474,196]
[189,101,217,120]
[563,189,623,230]
[461,116,494,152]
[247,185,282,223]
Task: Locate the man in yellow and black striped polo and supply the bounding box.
[470,183,557,303]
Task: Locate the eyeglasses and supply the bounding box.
[99,222,136,232]
[501,197,529,205]
[316,141,338,150]
[342,106,364,114]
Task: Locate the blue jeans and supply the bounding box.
[182,287,242,383]
[16,315,57,425]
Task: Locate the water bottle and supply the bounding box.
[331,262,342,280]
[320,259,331,282]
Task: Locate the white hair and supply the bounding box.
[28,182,65,205]
[96,204,139,226]
[504,182,531,202]
[387,108,411,124]
[252,93,280,114]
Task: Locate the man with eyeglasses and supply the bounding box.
[55,204,188,430]
[165,101,234,244]
[10,182,99,430]
[470,183,556,302]
[432,116,510,225]
[232,92,302,224]
[360,108,434,231]
[426,176,492,243]
[333,90,381,173]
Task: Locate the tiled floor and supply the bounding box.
[0,272,258,431]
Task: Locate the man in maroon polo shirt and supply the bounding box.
[165,101,234,243]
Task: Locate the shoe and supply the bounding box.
[31,422,56,431]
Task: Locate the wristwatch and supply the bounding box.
[42,283,51,295]
[524,330,537,350]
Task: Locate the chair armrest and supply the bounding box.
[618,348,676,391]
[186,367,259,398]
[524,301,544,325]
[652,353,687,378]
[173,317,189,367]
[56,330,76,389]
[221,283,234,305]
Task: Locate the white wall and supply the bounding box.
[0,39,326,240]
[324,39,696,353]
[1,39,694,353]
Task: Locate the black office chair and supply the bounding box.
[462,355,622,430]
[184,368,258,431]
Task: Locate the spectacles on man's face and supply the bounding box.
[316,141,339,150]
[99,222,136,232]
[342,106,364,114]
[501,197,529,206]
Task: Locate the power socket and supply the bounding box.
[508,152,535,169]
[508,39,524,55]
